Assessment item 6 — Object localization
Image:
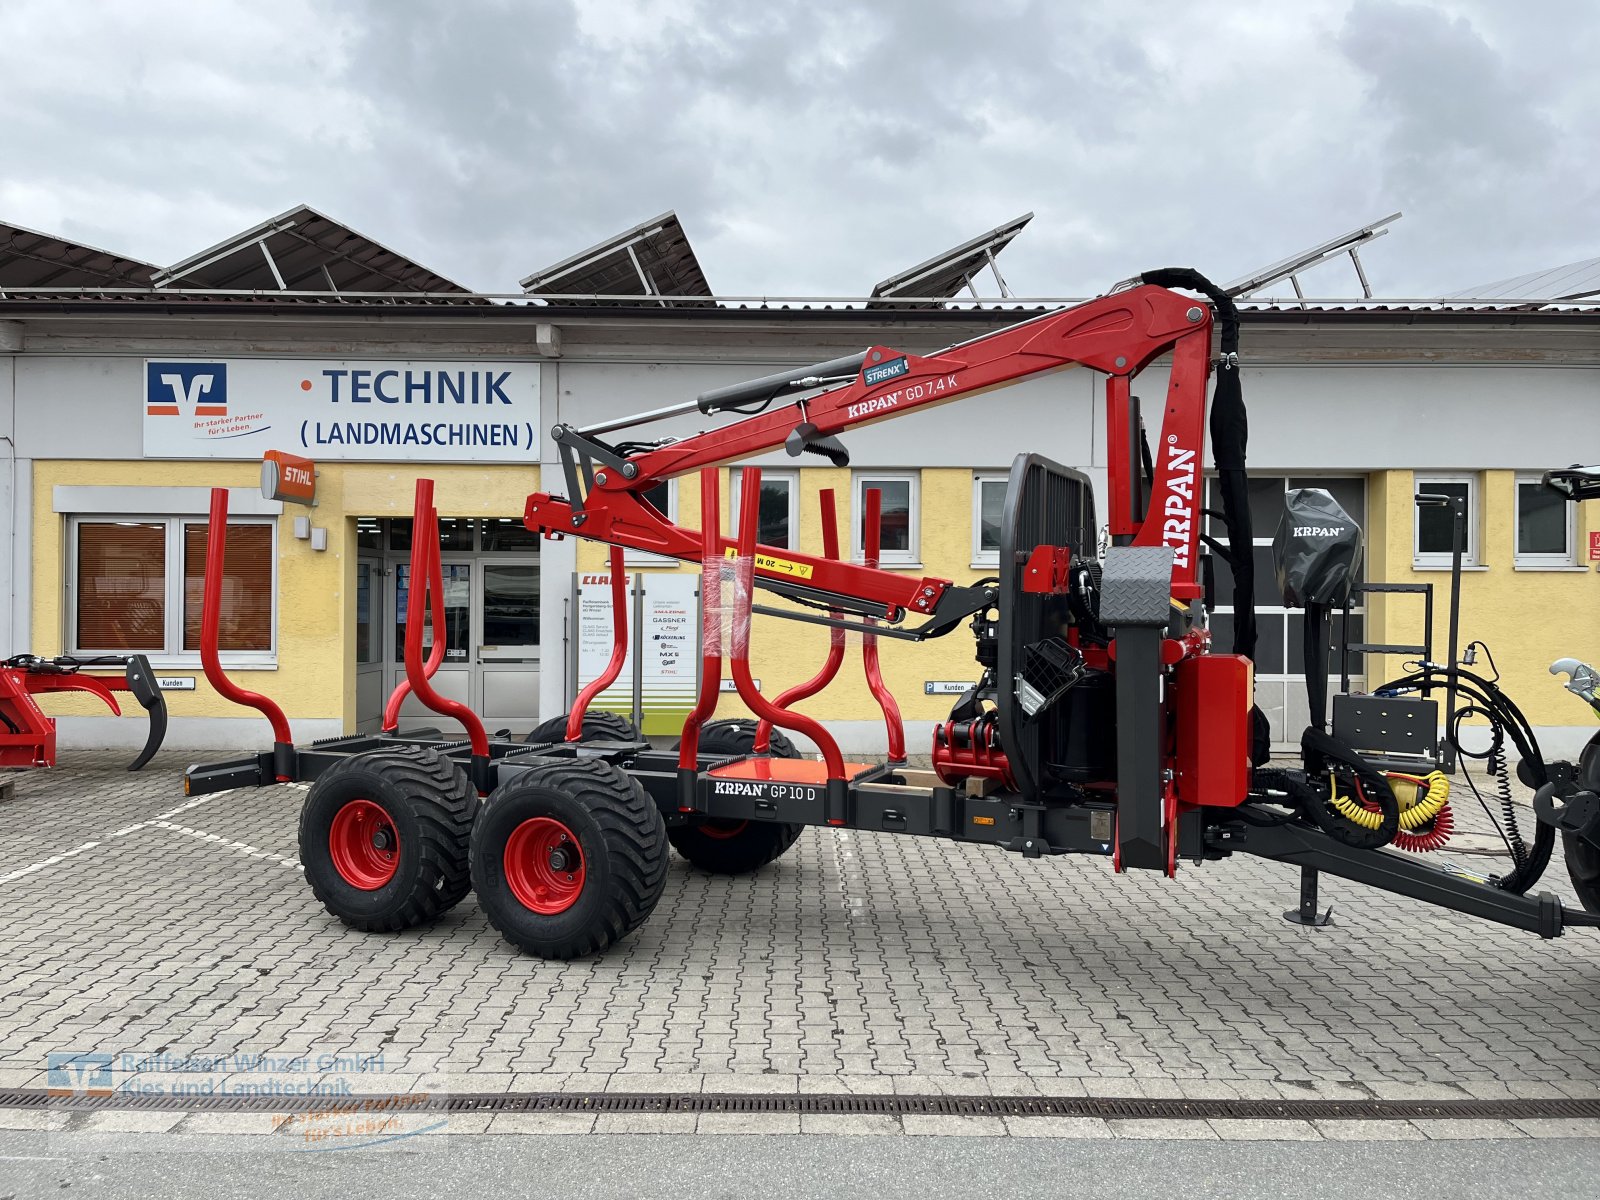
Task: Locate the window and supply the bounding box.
[853,473,918,565]
[69,516,275,665]
[1413,475,1478,567]
[625,480,678,567]
[729,472,798,549]
[1515,475,1575,567]
[971,473,1008,565]
[480,517,541,552]
[389,517,473,553]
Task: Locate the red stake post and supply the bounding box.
[675,469,725,810]
[566,546,629,741]
[861,487,907,763]
[729,467,846,781]
[200,487,295,779]
[382,565,446,732]
[402,481,490,770]
[754,488,846,753]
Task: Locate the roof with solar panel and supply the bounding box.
[0,205,1597,317]
[0,220,158,290]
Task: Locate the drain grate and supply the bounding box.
[6,1088,1600,1122]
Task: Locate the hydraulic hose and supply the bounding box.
[1380,665,1555,893]
[1449,705,1528,869]
[1394,771,1451,831]
[1332,770,1450,831]
[1393,804,1454,854]
[1388,771,1454,854]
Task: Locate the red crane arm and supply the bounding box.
[524,284,1216,615]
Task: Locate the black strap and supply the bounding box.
[1139,268,1253,660]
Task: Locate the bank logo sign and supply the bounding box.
[147,362,228,417]
[142,359,540,462]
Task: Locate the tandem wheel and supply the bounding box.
[298,744,477,932]
[471,757,669,959]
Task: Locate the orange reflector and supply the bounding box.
[972,815,995,826]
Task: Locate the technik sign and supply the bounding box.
[142,360,540,461]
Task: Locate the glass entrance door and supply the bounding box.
[358,518,541,736]
[477,559,540,731]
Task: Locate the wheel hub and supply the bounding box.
[504,817,586,914]
[328,799,400,890]
[547,842,578,873]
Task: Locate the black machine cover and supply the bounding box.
[1273,488,1363,608]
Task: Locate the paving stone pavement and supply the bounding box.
[1,751,1598,1107]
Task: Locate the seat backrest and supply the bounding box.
[994,453,1097,798]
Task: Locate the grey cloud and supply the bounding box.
[1,0,1595,298]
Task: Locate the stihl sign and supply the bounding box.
[261,450,317,505]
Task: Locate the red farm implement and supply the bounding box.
[0,653,165,771]
[182,269,1600,958]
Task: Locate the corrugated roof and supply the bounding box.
[149,204,481,298]
[1446,255,1600,302]
[0,292,1595,321]
[0,220,158,289]
[520,211,712,306]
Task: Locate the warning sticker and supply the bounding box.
[725,547,815,580]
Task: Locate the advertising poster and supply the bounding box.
[574,573,637,724]
[573,572,700,735]
[637,574,699,736]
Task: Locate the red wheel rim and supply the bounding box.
[328,799,400,890]
[699,819,749,841]
[504,817,585,914]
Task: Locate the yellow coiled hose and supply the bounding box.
[1328,771,1450,831]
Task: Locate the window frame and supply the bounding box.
[852,471,920,567]
[970,472,1009,567]
[66,514,278,668]
[1513,473,1577,568]
[1412,474,1479,568]
[728,470,800,550]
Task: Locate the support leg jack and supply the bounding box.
[1283,865,1334,928]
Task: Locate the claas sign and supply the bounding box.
[261,450,317,505]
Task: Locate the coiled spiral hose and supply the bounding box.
[1328,770,1452,853]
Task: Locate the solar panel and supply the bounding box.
[0,220,157,289]
[520,211,711,305]
[1225,213,1402,300]
[1444,255,1600,301]
[868,213,1033,309]
[149,205,476,296]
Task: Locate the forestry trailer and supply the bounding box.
[181,269,1600,959]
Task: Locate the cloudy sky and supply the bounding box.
[2,0,1595,298]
